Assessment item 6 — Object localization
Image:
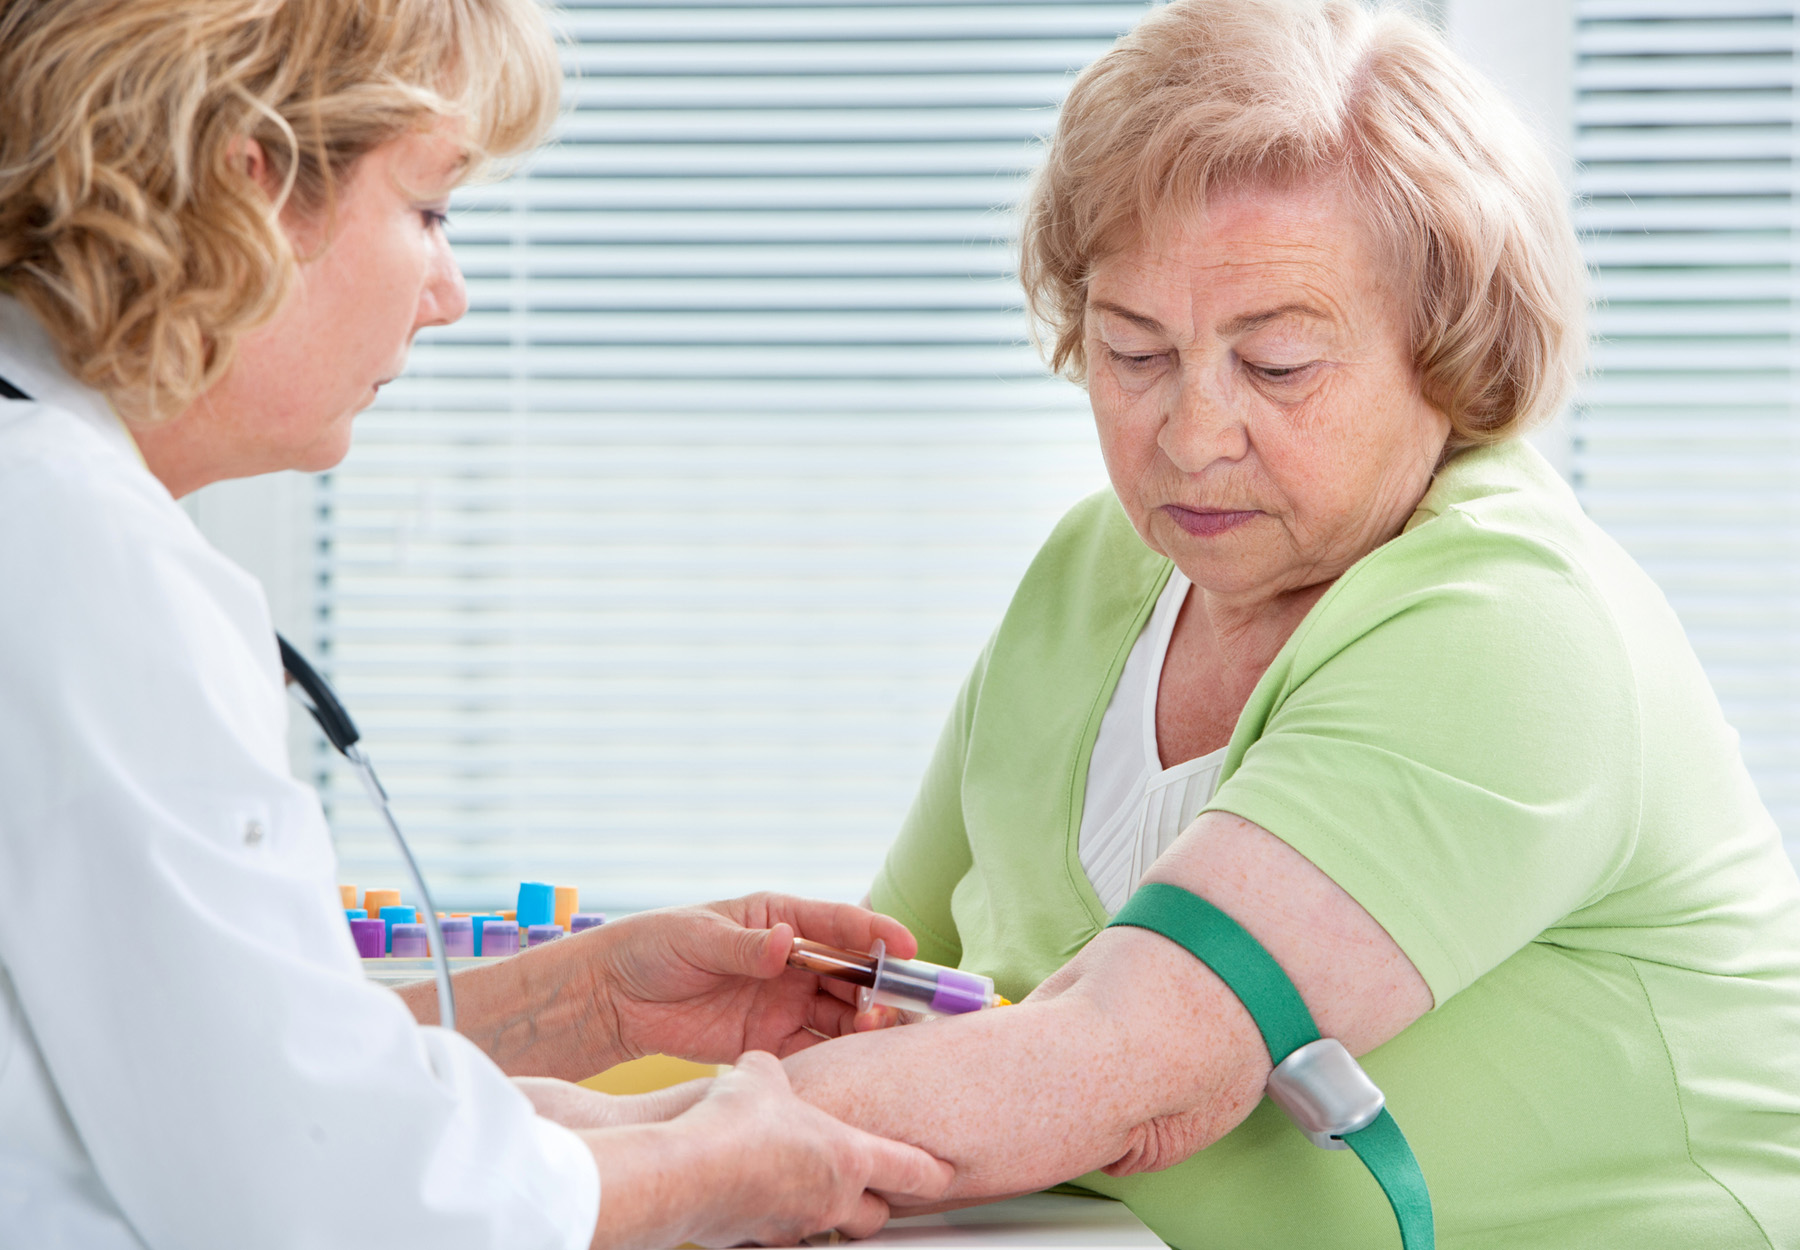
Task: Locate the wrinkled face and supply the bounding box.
[1084,180,1451,605]
[212,124,469,474]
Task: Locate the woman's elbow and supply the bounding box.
[1100,1074,1264,1179]
[1101,1111,1212,1177]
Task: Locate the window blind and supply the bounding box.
[314,2,1144,912]
[1571,0,1800,863]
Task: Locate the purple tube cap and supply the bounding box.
[438,917,474,957]
[526,924,564,946]
[481,919,520,957]
[569,913,606,932]
[390,923,428,958]
[350,918,387,959]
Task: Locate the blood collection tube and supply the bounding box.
[378,905,416,953]
[481,920,520,957]
[469,913,502,956]
[350,918,387,959]
[787,937,1009,1017]
[391,923,428,958]
[438,916,474,957]
[516,882,555,928]
[363,888,401,919]
[554,887,579,932]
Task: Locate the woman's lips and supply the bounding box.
[1163,504,1259,536]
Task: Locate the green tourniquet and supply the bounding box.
[872,440,1800,1248]
[1110,883,1434,1250]
[1110,884,1317,1064]
[1346,1112,1433,1250]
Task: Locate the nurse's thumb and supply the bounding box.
[708,919,793,980]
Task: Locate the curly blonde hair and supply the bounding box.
[1020,0,1587,446]
[0,0,561,420]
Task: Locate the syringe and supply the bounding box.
[788,937,1011,1017]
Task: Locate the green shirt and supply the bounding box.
[872,439,1800,1248]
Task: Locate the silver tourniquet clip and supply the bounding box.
[1265,1036,1387,1150]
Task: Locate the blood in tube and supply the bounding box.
[786,937,1009,1017]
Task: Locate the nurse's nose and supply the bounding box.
[418,237,468,332]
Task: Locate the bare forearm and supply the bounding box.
[399,934,626,1079]
[784,953,1264,1199]
[786,814,1433,1202]
[784,998,1132,1196]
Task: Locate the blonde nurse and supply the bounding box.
[0,2,949,1247]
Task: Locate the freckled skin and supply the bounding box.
[784,181,1441,1204]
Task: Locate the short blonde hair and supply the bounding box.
[1020,0,1586,446]
[0,0,562,420]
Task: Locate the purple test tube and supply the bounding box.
[481,920,520,957]
[350,918,387,959]
[438,916,474,957]
[390,923,428,958]
[569,913,606,933]
[526,924,563,947]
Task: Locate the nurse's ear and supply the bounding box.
[224,134,330,259]
[225,135,280,201]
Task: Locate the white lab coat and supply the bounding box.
[0,297,598,1250]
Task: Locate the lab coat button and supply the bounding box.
[244,819,265,846]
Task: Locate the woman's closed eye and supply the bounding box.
[1247,360,1316,384]
[421,207,451,231]
[1105,346,1170,372]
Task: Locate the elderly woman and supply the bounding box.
[779,2,1800,1246]
[0,2,948,1247]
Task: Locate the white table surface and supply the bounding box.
[813,1193,1166,1249]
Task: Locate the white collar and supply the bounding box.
[0,294,147,469]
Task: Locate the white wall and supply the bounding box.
[182,472,319,773]
[1446,0,1577,169]
[1443,0,1578,477]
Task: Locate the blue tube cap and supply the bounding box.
[516,882,555,928]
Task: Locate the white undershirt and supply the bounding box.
[1078,570,1228,915]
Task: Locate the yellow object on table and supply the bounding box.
[580,1054,722,1096]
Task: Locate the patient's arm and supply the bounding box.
[783,811,1433,1200]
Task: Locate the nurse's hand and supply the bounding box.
[514,1074,711,1129]
[589,893,916,1065]
[582,1051,955,1250]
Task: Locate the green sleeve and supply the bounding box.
[868,638,994,966]
[1204,513,1644,1006]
